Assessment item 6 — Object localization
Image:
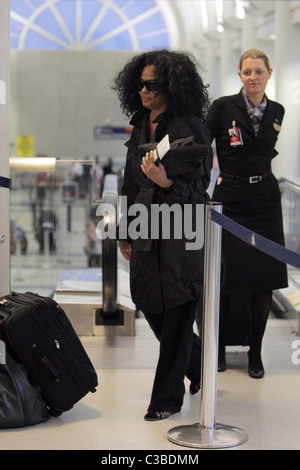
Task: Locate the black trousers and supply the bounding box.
[144,301,201,413]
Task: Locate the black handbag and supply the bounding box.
[138,135,209,181]
[0,333,50,429]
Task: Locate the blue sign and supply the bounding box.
[93,125,132,140]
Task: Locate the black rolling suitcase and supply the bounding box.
[0,291,98,416]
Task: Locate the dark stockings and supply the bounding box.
[248,291,272,371]
[218,291,272,372]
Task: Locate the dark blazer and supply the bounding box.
[205,89,284,177]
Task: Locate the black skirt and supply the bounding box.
[212,173,288,345]
[213,173,288,292]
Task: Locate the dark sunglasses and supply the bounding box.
[137,79,159,92]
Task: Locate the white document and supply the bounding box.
[153,134,170,161]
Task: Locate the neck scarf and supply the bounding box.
[242,87,267,135]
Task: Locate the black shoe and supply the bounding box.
[218,361,226,372]
[248,368,264,379]
[248,350,264,379]
[144,411,173,421]
[218,344,226,372]
[189,382,201,395]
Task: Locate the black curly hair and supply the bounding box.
[112,49,210,120]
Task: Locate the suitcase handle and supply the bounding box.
[32,344,60,382]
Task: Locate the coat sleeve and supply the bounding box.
[163,178,209,205]
[121,142,139,206]
[117,132,140,241]
[158,119,212,206]
[204,98,222,143]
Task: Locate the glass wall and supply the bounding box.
[9,159,102,296]
[280,177,300,287]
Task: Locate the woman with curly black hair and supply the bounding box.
[112,49,212,421]
[113,49,210,119]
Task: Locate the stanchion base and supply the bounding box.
[167,422,248,449]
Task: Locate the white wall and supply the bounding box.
[10,50,135,168]
[273,10,300,179]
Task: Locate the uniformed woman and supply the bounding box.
[205,48,288,379]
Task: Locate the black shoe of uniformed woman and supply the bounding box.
[248,350,265,379]
[248,367,264,379]
[218,343,226,372]
[218,360,226,372]
[189,382,201,395]
[144,411,174,421]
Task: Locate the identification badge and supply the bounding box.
[273,122,281,132]
[217,176,222,185]
[229,121,243,146]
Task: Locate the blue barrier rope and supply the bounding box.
[210,209,300,270]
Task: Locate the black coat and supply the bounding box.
[120,109,212,314]
[205,90,288,293]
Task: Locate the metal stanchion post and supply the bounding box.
[167,202,248,449]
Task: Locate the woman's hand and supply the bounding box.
[119,240,131,260]
[141,150,173,189]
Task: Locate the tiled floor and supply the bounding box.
[1,314,299,451]
[3,187,300,451]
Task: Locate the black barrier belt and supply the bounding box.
[211,208,300,270]
[0,176,11,189]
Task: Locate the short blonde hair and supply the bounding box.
[238,49,271,72]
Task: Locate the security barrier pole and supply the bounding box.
[168,202,248,448]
